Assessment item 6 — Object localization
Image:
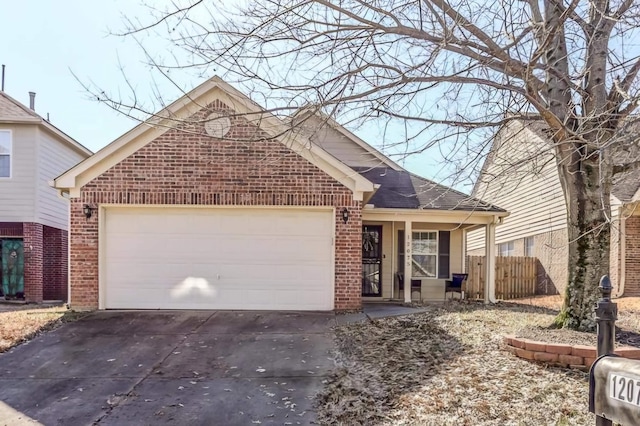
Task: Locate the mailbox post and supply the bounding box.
[594,275,617,426]
[589,275,640,425]
[595,275,617,359]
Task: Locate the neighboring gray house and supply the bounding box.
[467,119,640,297]
[0,91,91,302]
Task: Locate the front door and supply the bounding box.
[1,239,24,299]
[362,225,382,297]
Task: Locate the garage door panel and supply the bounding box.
[110,209,332,236]
[107,236,331,264]
[103,207,334,310]
[109,277,325,297]
[106,265,331,285]
[105,281,332,310]
[107,245,331,266]
[106,291,331,310]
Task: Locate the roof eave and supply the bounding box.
[0,117,41,124]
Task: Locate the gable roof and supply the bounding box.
[353,166,505,212]
[613,169,640,202]
[479,117,640,202]
[54,76,374,199]
[291,108,402,171]
[0,91,92,157]
[0,92,40,121]
[471,118,551,197]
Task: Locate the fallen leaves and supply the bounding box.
[0,305,82,353]
[316,302,601,425]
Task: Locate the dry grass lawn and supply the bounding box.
[510,295,640,336]
[317,301,632,425]
[0,305,79,353]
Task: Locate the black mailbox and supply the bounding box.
[589,355,640,425]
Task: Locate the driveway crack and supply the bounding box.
[91,312,218,425]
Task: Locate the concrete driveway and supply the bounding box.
[0,311,336,425]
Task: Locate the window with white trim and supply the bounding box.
[498,241,515,256]
[0,130,10,178]
[524,237,534,257]
[412,231,438,277]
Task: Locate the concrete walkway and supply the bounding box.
[363,303,432,319]
[336,303,433,325]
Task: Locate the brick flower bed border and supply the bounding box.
[503,335,640,371]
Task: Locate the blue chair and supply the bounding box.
[445,273,468,300]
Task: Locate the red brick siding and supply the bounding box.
[43,225,68,301]
[70,99,362,310]
[624,216,640,296]
[0,222,23,237]
[23,222,44,303]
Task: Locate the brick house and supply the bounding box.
[54,77,506,311]
[468,119,640,297]
[0,91,91,302]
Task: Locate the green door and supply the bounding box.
[1,239,24,299]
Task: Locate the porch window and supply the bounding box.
[499,241,514,256]
[0,130,10,178]
[524,237,534,257]
[412,231,437,277]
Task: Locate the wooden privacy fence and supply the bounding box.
[466,256,537,300]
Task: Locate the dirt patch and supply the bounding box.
[317,302,595,425]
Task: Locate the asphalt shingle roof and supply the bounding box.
[352,167,420,209]
[0,92,39,121]
[353,166,505,212]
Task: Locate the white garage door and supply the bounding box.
[102,207,334,310]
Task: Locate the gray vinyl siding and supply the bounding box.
[467,121,567,251]
[35,127,86,230]
[301,115,388,168]
[0,124,38,223]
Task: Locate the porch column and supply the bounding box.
[404,220,412,303]
[484,222,497,304]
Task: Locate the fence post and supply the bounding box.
[594,275,617,426]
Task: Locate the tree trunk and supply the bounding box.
[556,155,611,331]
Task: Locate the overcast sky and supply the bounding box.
[2,0,467,189]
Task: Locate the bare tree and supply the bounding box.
[100,0,640,330]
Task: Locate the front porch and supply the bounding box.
[361,208,501,304]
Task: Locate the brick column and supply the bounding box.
[43,226,69,301]
[23,222,44,303]
[334,203,362,310]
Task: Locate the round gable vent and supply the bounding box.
[204,113,231,138]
